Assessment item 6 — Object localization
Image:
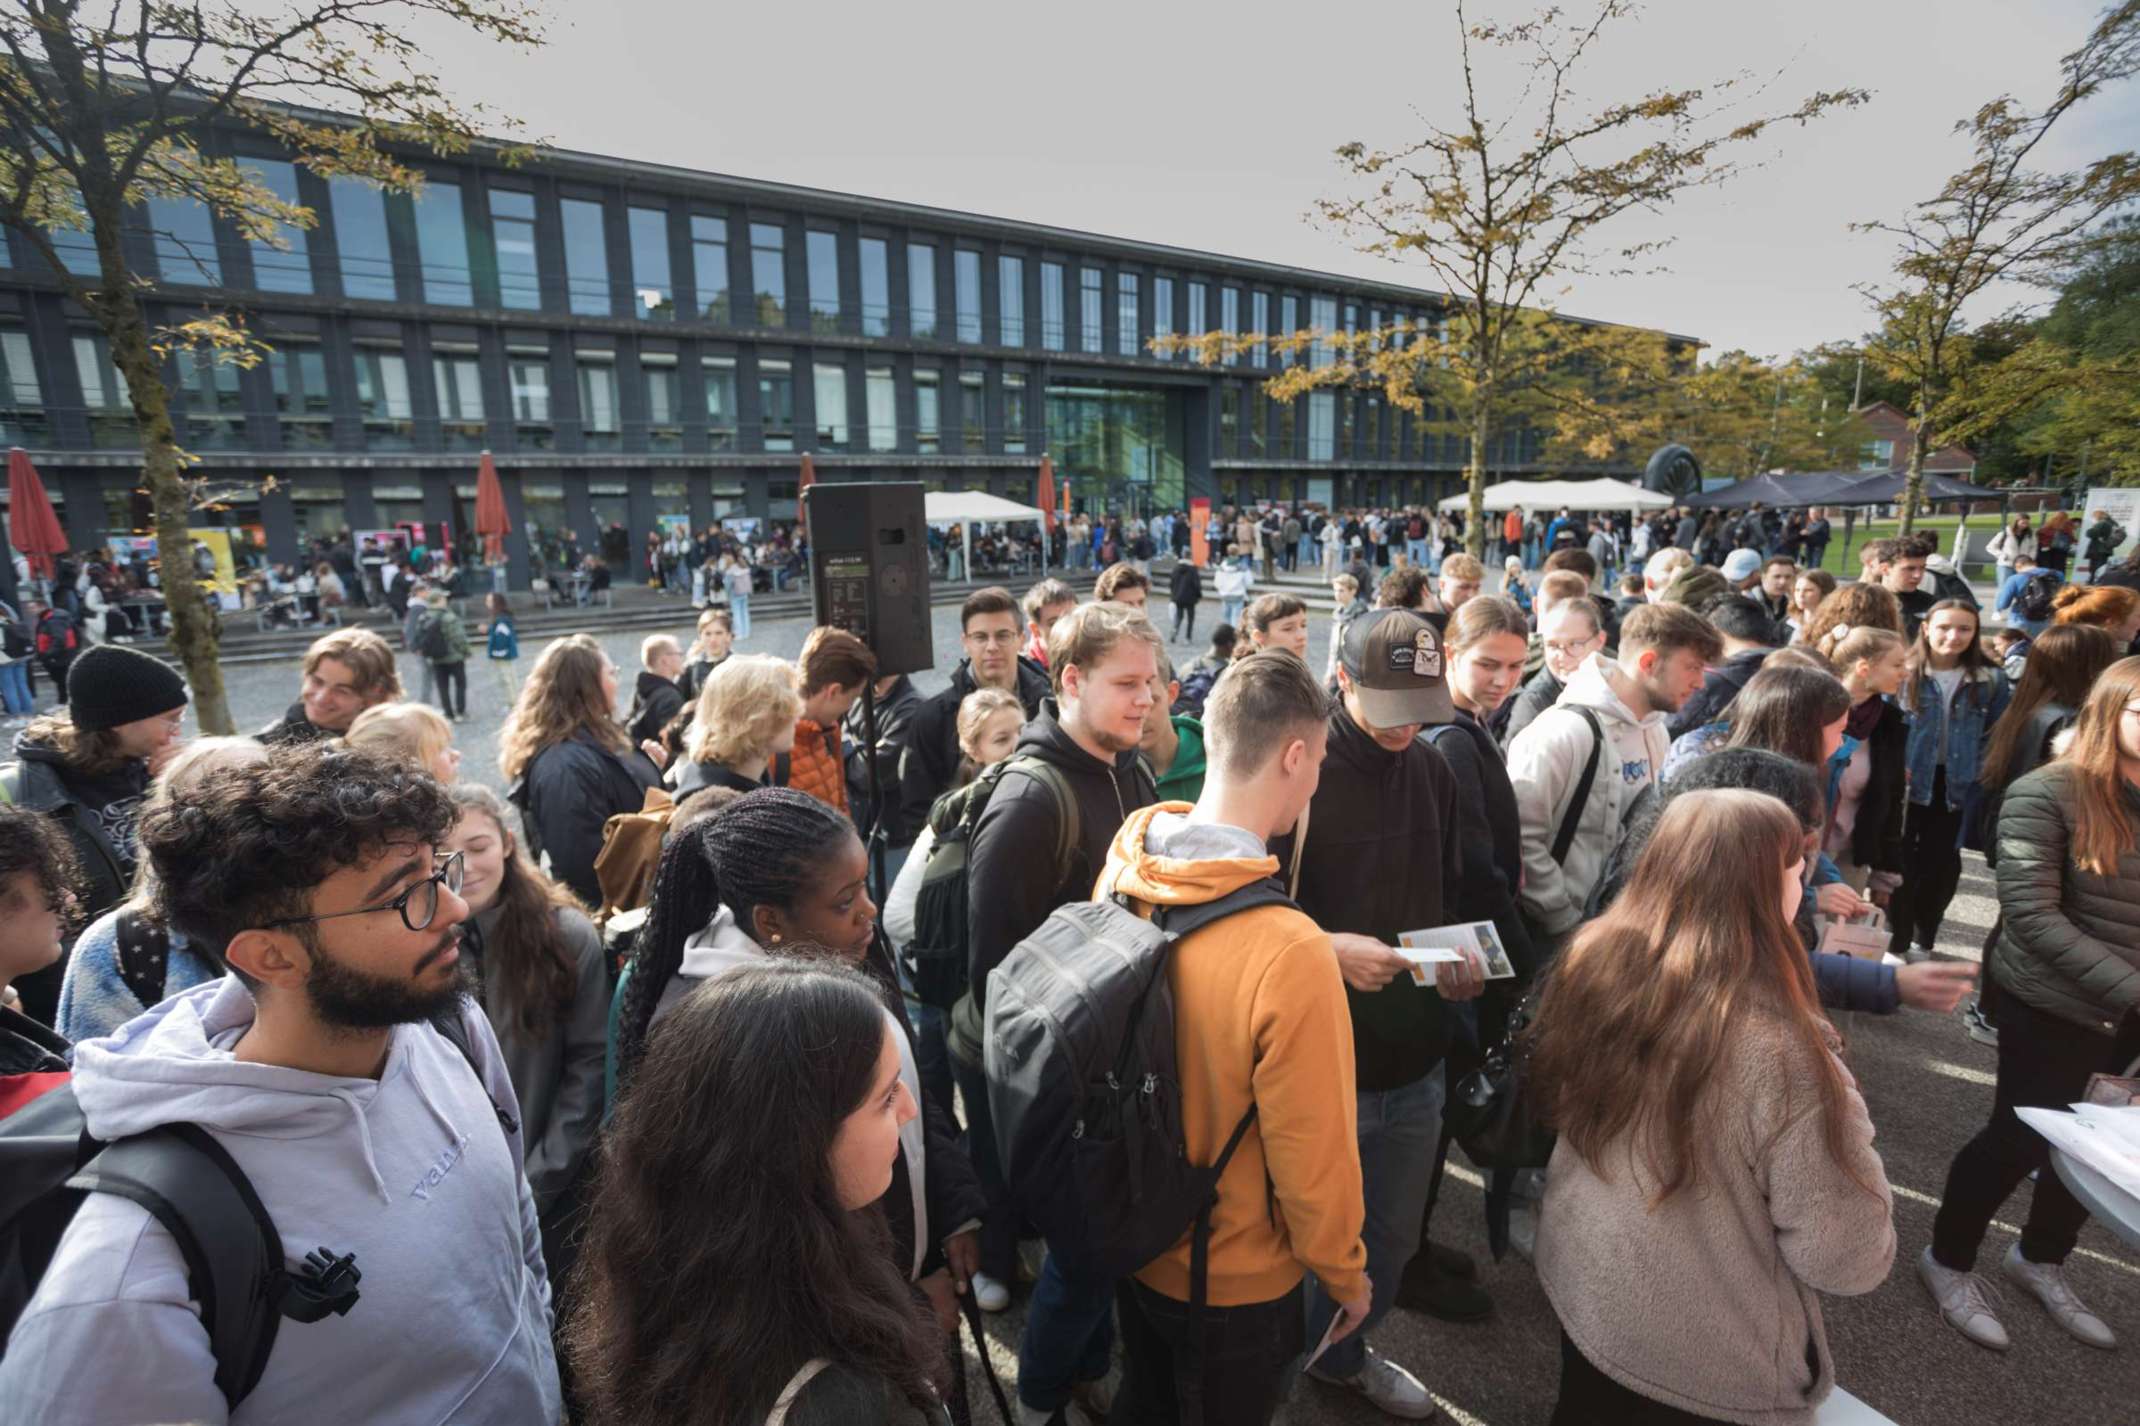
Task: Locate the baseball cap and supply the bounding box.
[1720,548,1764,584]
[1340,608,1455,729]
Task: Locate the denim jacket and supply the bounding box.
[1903,665,2010,809]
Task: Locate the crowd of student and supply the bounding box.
[0,516,2137,1426]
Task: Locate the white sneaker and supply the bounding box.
[971,1271,1010,1313]
[1308,1346,1438,1419]
[2002,1243,2117,1349]
[1918,1246,2010,1351]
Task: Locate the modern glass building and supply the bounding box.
[0,131,1687,586]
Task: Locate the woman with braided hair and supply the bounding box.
[605,789,987,1392]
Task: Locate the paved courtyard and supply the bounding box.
[212,600,2140,1426]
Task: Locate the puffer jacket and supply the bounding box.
[1992,762,2140,1035]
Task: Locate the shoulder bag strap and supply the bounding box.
[1551,706,1605,867]
[1287,802,1309,902]
[764,1357,832,1426]
[429,1001,520,1137]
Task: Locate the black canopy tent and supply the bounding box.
[1681,471,1877,509]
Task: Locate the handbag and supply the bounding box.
[1444,992,1554,1172]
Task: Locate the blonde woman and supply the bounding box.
[671,653,801,799]
[343,700,460,784]
[499,634,665,904]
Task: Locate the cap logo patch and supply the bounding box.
[1413,629,1442,679]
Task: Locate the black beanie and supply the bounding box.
[66,644,189,731]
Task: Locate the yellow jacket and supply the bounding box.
[1097,803,1367,1307]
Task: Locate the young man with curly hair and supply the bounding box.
[0,803,79,1079]
[0,743,562,1423]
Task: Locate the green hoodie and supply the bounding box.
[1152,714,1207,803]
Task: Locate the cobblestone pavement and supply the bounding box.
[211,602,2140,1426]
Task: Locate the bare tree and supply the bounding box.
[1857,0,2140,533]
[0,0,542,730]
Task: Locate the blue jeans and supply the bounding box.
[1301,1070,1447,1381]
[1221,597,1244,627]
[730,592,751,639]
[1406,538,1430,568]
[1020,1250,1116,1411]
[0,659,29,715]
[950,1052,1020,1284]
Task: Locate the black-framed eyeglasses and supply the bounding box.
[260,853,465,934]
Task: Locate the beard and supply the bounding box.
[304,929,472,1032]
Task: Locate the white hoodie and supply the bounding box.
[1506,653,1673,936]
[0,977,560,1426]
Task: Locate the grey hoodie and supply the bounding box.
[1506,653,1672,937]
[0,977,561,1425]
[653,906,930,1279]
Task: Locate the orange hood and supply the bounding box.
[1097,802,1281,911]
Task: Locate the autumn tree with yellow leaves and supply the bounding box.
[0,0,542,730]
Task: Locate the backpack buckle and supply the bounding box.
[279,1246,363,1323]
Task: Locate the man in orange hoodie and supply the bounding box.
[1095,650,1369,1425]
[787,626,875,817]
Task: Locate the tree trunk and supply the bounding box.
[1900,408,1931,539]
[1466,384,1494,559]
[87,219,234,733]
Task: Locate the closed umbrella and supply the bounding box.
[7,447,68,587]
[474,451,510,564]
[797,452,817,544]
[1035,455,1056,568]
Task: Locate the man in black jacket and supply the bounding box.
[625,635,685,746]
[254,628,402,746]
[844,670,923,877]
[955,600,1159,1426]
[1274,608,1482,1421]
[1167,557,1203,642]
[1666,594,1775,739]
[897,586,1049,847]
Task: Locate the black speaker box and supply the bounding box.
[804,481,935,677]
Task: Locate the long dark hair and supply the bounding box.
[1902,598,1995,710]
[449,784,583,1039]
[1722,664,1852,768]
[1979,623,2120,791]
[568,961,941,1424]
[612,787,862,1094]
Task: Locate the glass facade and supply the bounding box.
[1002,371,1026,454]
[1251,292,1269,367]
[644,355,681,450]
[432,350,485,450]
[629,207,673,320]
[353,347,413,449]
[749,222,785,325]
[508,348,552,449]
[1040,261,1065,350]
[914,369,940,453]
[0,327,46,447]
[908,242,937,338]
[859,237,889,337]
[999,255,1024,345]
[331,180,394,300]
[806,230,840,332]
[1221,288,1239,365]
[959,369,985,452]
[703,356,736,450]
[757,357,793,451]
[561,198,611,316]
[1307,390,1335,458]
[692,215,730,322]
[1280,295,1298,365]
[1116,272,1139,357]
[1310,296,1337,367]
[954,249,981,343]
[148,196,220,286]
[242,159,311,294]
[865,365,896,451]
[489,189,541,310]
[178,350,244,448]
[1153,277,1173,357]
[414,181,473,306]
[73,334,132,448]
[577,356,620,451]
[1078,268,1102,353]
[814,361,848,449]
[1187,281,1206,341]
[1046,382,1184,516]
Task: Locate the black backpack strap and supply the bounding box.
[770,751,791,788]
[1550,706,1605,867]
[1187,1104,1262,1365]
[113,907,173,1011]
[1150,880,1297,941]
[67,1123,365,1407]
[430,1002,520,1137]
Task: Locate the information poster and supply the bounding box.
[1189,497,1212,567]
[185,528,240,609]
[2081,487,2140,571]
[657,512,691,540]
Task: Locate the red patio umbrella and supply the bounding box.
[1034,455,1056,568]
[7,447,68,581]
[474,450,510,564]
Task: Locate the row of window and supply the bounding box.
[20,166,1441,366]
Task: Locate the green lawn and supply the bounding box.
[1796,515,1997,578]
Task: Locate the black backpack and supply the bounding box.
[903,756,1077,1012]
[1171,666,1221,720]
[414,610,450,661]
[2014,571,2059,624]
[983,879,1294,1289]
[0,1005,515,1408]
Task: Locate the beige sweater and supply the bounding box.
[1535,1015,1895,1426]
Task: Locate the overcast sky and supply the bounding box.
[413,0,2138,361]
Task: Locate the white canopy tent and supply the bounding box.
[923,490,1051,579]
[1438,477,1671,514]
